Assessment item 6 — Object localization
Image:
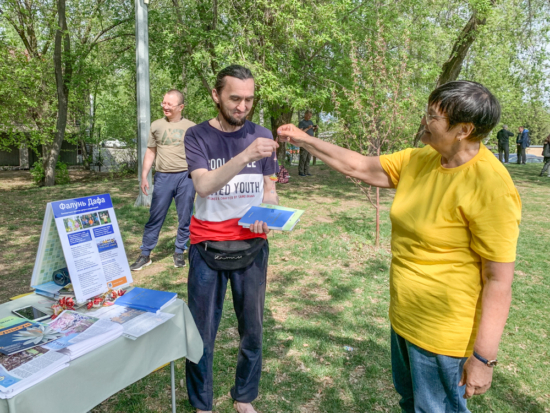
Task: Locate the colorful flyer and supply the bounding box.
[0,317,61,356]
[31,194,133,303]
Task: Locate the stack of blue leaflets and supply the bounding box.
[238,203,305,231]
[115,287,177,314]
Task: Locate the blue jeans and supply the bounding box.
[185,243,269,410]
[141,171,195,255]
[391,328,470,413]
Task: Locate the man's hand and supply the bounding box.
[243,138,279,163]
[277,124,312,147]
[459,356,494,399]
[249,220,270,235]
[141,178,150,196]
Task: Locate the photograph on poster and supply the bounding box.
[63,217,83,233]
[97,238,118,253]
[79,213,101,229]
[98,210,112,225]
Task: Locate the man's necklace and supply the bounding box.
[217,114,226,132]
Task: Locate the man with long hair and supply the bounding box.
[184,65,279,413]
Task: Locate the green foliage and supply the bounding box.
[1,0,549,157]
[29,161,44,185]
[30,159,70,185]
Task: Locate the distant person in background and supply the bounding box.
[130,89,196,271]
[297,110,317,176]
[516,126,530,164]
[496,125,514,163]
[540,134,550,177]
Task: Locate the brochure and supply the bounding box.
[0,316,62,356]
[238,203,304,231]
[0,346,70,398]
[114,288,177,314]
[30,194,133,303]
[43,310,123,360]
[88,304,175,340]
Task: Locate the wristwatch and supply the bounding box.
[473,351,498,367]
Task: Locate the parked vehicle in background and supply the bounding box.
[103,140,127,148]
[493,153,544,163]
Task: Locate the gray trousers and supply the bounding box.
[517,145,526,164]
[299,147,311,175]
[541,157,550,176]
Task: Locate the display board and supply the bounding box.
[31,194,133,303]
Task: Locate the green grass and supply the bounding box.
[0,163,549,412]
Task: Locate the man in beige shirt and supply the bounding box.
[130,89,196,270]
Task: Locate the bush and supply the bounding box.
[31,159,71,185]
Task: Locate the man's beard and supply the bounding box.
[218,102,248,127]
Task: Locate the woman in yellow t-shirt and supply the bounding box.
[277,81,520,413]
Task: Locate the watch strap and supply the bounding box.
[473,351,497,367]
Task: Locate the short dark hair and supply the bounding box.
[214,65,254,94]
[428,81,501,141]
[166,89,184,105]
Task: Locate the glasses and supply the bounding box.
[160,102,182,109]
[424,106,447,124]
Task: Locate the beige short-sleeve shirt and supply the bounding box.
[147,117,196,172]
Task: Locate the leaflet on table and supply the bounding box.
[87,304,175,339]
[31,194,133,303]
[0,346,70,397]
[0,316,62,356]
[122,312,174,340]
[43,310,122,360]
[42,310,100,350]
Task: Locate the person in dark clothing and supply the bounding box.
[297,110,318,176]
[496,125,514,163]
[540,134,550,177]
[516,126,530,164]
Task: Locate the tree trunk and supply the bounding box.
[80,138,89,168]
[45,0,71,186]
[414,8,492,146]
[270,103,293,164]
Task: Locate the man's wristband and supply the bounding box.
[473,351,498,367]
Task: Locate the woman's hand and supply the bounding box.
[459,356,493,399]
[277,124,312,147]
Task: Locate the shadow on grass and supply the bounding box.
[505,163,550,188]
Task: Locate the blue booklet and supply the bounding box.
[115,287,177,313]
[238,204,304,231]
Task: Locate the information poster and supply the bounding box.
[31,194,133,303]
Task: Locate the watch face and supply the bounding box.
[487,360,498,367]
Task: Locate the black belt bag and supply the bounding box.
[196,238,266,271]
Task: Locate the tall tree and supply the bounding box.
[413,0,496,146]
[45,0,72,186]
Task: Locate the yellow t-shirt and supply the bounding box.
[379,144,521,357]
[148,117,196,172]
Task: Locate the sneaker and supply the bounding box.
[173,253,186,268]
[299,173,306,176]
[130,254,152,271]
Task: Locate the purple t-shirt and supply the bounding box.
[185,120,277,241]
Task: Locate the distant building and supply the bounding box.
[0,133,81,169]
